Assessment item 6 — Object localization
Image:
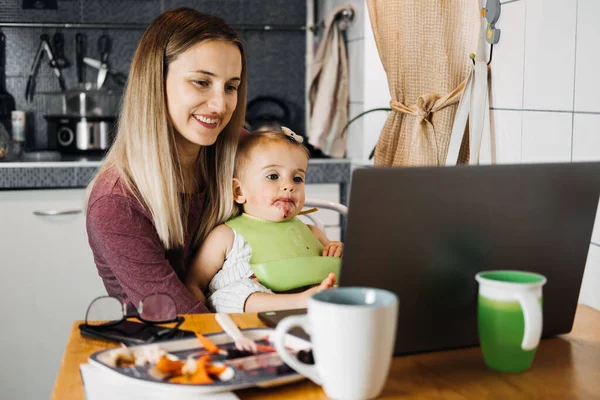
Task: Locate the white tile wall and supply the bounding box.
[572,113,600,161]
[521,111,572,163]
[490,110,522,163]
[489,0,526,109]
[573,113,600,250]
[362,3,389,163]
[346,102,365,159]
[317,0,340,26]
[579,244,600,310]
[347,39,364,103]
[591,201,600,245]
[343,0,364,42]
[363,5,388,111]
[523,0,577,111]
[362,109,389,163]
[574,0,600,113]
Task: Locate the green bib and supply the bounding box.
[225,214,341,292]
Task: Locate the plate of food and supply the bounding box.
[88,328,313,394]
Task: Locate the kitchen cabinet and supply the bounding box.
[0,189,106,400]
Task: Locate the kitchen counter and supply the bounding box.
[0,158,354,195]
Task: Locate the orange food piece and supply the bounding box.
[206,364,227,376]
[190,355,213,384]
[195,333,220,354]
[156,356,185,375]
[169,375,191,384]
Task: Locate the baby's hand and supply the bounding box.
[317,272,336,290]
[322,241,344,258]
[299,273,336,307]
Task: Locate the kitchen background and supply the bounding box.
[0,0,307,149]
[1,0,600,398]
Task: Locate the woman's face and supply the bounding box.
[166,40,242,155]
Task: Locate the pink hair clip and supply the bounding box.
[281,126,304,144]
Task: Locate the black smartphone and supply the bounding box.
[258,308,309,340]
[78,320,196,346]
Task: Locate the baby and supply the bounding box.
[186,128,343,313]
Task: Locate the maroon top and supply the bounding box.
[86,168,209,314]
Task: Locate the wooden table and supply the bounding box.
[52,305,600,399]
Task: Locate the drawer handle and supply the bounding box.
[33,209,83,216]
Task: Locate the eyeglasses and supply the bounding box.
[83,293,184,342]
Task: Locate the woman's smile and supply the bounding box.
[193,114,221,129]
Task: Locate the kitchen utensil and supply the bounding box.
[76,117,92,150]
[52,31,70,68]
[25,34,66,102]
[44,114,116,153]
[11,110,25,142]
[94,120,110,149]
[215,313,257,353]
[75,33,86,84]
[83,34,127,88]
[83,58,127,88]
[45,84,121,117]
[0,121,9,160]
[96,34,110,88]
[0,31,16,131]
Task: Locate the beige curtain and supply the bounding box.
[366,0,481,166]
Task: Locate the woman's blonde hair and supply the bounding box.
[86,8,247,250]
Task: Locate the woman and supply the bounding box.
[86,8,246,314]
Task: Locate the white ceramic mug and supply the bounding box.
[273,287,399,400]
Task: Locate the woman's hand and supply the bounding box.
[322,241,344,257]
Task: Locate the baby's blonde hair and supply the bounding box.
[234,129,310,179]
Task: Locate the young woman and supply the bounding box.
[86,8,247,314]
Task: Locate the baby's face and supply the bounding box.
[237,141,308,222]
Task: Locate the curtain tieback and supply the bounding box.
[389,79,467,121]
[387,79,467,164]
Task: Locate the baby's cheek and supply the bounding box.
[247,193,267,207]
[259,192,275,206]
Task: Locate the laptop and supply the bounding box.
[259,162,600,355]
